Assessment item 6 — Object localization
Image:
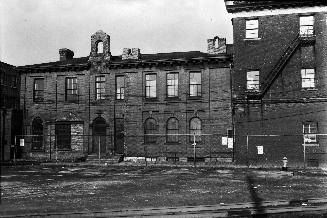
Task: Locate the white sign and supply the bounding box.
[222,137,228,146]
[257,146,263,155]
[20,139,25,147]
[227,138,233,148]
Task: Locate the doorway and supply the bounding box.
[115,118,125,154]
[92,117,106,155]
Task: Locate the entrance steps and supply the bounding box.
[86,154,122,165]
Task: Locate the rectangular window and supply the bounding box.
[55,123,71,150]
[95,76,105,100]
[301,68,315,88]
[300,16,314,36]
[189,72,201,97]
[247,71,260,91]
[116,76,125,100]
[33,78,44,102]
[66,77,78,102]
[145,74,157,98]
[303,122,318,143]
[167,73,178,98]
[246,19,259,39]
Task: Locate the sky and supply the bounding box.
[0,0,233,66]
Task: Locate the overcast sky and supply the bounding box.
[0,0,233,66]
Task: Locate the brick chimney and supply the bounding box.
[122,48,141,60]
[207,37,226,54]
[59,48,74,61]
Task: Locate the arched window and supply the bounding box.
[190,117,202,142]
[166,118,179,143]
[144,118,157,143]
[32,117,43,150]
[97,41,104,54]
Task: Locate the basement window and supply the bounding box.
[247,71,259,91]
[300,16,314,36]
[301,68,315,88]
[246,19,258,39]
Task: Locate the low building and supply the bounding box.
[17,30,233,162]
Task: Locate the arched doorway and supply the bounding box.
[92,117,107,155]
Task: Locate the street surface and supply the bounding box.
[1,165,327,216]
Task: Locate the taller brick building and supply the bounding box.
[17,31,233,163]
[225,1,327,167]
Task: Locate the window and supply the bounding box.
[32,118,43,150]
[55,123,71,150]
[33,78,44,102]
[167,73,178,98]
[247,71,260,91]
[303,122,318,143]
[65,77,78,102]
[190,117,202,142]
[144,118,157,143]
[300,16,314,36]
[145,74,156,98]
[301,69,315,88]
[166,118,179,143]
[116,76,125,100]
[95,76,105,100]
[246,19,259,39]
[189,72,201,97]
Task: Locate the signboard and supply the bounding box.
[257,146,263,155]
[227,138,233,148]
[20,139,25,147]
[222,137,228,146]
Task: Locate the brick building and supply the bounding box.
[17,30,233,162]
[0,61,22,161]
[225,1,327,167]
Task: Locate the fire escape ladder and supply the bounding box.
[260,34,301,98]
[247,34,315,100]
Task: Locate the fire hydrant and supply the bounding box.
[282,157,288,171]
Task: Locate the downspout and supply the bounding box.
[229,63,235,162]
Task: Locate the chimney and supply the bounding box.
[207,37,226,54]
[122,48,141,60]
[59,48,74,61]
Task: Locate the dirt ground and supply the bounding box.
[1,165,327,216]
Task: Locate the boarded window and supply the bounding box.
[300,16,314,36]
[301,68,315,88]
[247,71,260,91]
[166,118,179,143]
[246,19,259,39]
[55,123,71,150]
[144,118,157,143]
[190,117,202,142]
[32,118,43,150]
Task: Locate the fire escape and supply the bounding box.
[246,33,316,100]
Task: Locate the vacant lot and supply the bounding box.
[1,165,327,216]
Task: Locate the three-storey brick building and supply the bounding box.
[17,31,233,163]
[225,1,327,167]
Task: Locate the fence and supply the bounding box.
[240,133,327,169]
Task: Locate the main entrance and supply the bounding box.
[92,117,106,155]
[114,118,125,154]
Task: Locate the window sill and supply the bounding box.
[31,149,45,152]
[302,143,319,147]
[301,88,318,91]
[244,38,261,41]
[165,142,181,145]
[188,96,202,100]
[144,98,158,102]
[165,97,181,101]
